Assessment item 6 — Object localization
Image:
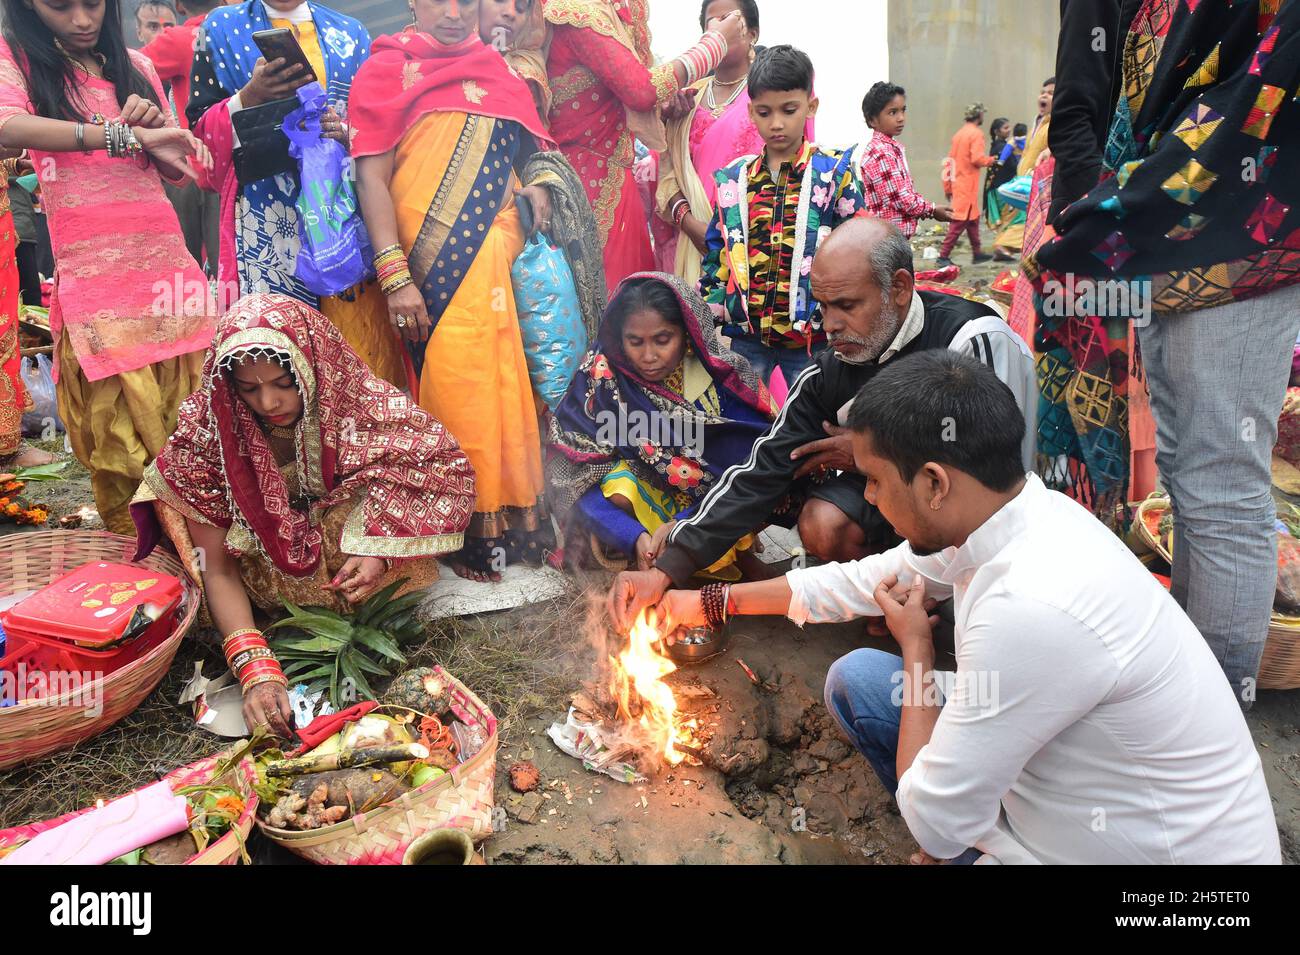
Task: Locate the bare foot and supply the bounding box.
[450,561,502,584]
[909,850,941,865]
[3,444,57,468]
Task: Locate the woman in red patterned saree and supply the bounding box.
[543,0,746,291]
[132,294,475,735]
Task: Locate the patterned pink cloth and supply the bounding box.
[857,129,933,238]
[0,41,214,381]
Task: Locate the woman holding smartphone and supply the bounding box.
[187,0,408,389]
[0,0,215,532]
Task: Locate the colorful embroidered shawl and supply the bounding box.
[1035,0,1300,313]
[136,294,475,575]
[547,272,774,516]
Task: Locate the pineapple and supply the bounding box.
[384,667,453,716]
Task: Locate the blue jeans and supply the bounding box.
[726,334,823,384]
[824,647,981,864]
[824,648,909,794]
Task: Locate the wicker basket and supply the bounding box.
[255,667,498,865]
[1133,493,1173,563]
[0,531,199,770]
[1261,613,1300,690]
[0,750,259,864]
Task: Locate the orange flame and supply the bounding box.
[609,609,685,766]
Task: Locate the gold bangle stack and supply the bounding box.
[374,243,413,296]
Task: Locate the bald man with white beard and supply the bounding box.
[610,217,1034,629]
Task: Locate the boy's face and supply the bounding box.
[870,94,907,138]
[748,88,817,157]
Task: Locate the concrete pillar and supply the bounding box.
[887,0,1060,205]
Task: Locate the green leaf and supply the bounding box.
[353,578,408,626]
[269,636,347,655]
[13,462,68,482]
[352,626,405,665]
[265,614,352,644]
[291,603,349,623]
[329,655,341,710]
[340,649,378,703]
[370,590,426,624]
[283,662,335,682]
[346,651,390,677]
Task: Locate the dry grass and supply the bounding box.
[0,574,605,833]
[402,579,596,738]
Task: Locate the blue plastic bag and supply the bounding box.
[511,236,586,413]
[283,83,372,297]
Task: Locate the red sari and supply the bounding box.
[544,0,674,292]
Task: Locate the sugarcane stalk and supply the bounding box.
[266,743,430,777]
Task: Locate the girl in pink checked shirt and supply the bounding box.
[851,82,954,237]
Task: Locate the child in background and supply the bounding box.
[700,45,865,384]
[853,82,953,238]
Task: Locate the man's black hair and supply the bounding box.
[1043,75,1056,87]
[848,350,1025,491]
[748,44,813,98]
[861,81,905,123]
[136,0,177,18]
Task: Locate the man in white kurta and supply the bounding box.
[655,349,1280,864]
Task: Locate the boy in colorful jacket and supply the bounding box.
[699,45,865,384]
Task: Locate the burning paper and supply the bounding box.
[546,707,645,784]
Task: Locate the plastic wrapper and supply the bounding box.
[20,352,62,436]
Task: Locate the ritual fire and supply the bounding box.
[558,608,708,775]
[608,610,687,766]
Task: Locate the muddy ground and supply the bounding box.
[485,609,1300,866]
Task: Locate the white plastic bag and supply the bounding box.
[20,353,62,436]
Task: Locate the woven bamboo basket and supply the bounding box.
[0,531,199,770]
[255,666,498,865]
[0,750,259,864]
[1261,613,1300,690]
[1133,493,1173,563]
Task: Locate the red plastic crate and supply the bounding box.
[1,561,183,650]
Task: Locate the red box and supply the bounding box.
[1,562,184,654]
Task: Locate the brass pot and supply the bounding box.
[402,827,484,865]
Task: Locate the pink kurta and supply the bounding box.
[0,42,213,382]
